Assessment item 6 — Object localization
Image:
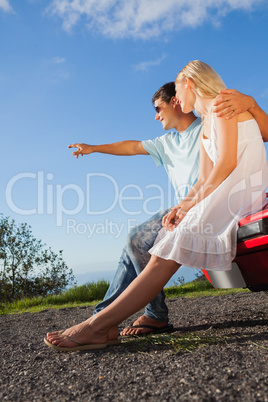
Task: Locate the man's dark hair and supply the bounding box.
[152,82,175,105]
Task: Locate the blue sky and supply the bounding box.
[1,0,268,283]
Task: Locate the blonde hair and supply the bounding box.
[175,60,226,99]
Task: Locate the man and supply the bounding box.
[69,84,268,337]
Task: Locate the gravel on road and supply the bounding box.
[1,292,268,401]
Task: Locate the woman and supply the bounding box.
[45,61,268,351]
[150,60,268,271]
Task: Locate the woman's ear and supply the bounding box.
[185,77,191,89]
[185,77,195,90]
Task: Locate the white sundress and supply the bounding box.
[149,116,268,271]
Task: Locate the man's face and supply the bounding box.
[154,98,178,130]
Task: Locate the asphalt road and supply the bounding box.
[1,292,268,401]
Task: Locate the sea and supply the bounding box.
[74,263,201,288]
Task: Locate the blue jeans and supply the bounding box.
[93,209,170,322]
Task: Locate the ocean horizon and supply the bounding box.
[73,265,201,288]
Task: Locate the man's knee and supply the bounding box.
[125,226,142,255]
[126,221,160,256]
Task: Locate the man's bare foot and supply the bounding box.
[46,320,119,348]
[120,315,169,336]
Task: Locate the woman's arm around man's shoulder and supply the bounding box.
[213,89,268,142]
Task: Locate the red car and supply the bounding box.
[202,198,268,293]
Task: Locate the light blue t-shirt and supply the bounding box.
[142,118,202,202]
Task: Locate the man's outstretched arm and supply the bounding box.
[68,141,149,158]
[213,89,268,142]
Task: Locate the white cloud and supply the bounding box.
[135,55,167,72]
[44,57,69,82]
[46,0,265,39]
[51,56,66,64]
[0,0,13,13]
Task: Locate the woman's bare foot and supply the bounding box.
[120,315,169,336]
[46,319,119,348]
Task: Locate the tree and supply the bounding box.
[0,214,75,302]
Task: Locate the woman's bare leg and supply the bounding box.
[93,256,179,328]
[46,255,180,348]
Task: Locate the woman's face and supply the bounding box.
[175,80,195,114]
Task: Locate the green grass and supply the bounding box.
[0,276,249,315]
[122,330,261,354]
[0,280,109,315]
[164,278,249,299]
[122,331,230,353]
